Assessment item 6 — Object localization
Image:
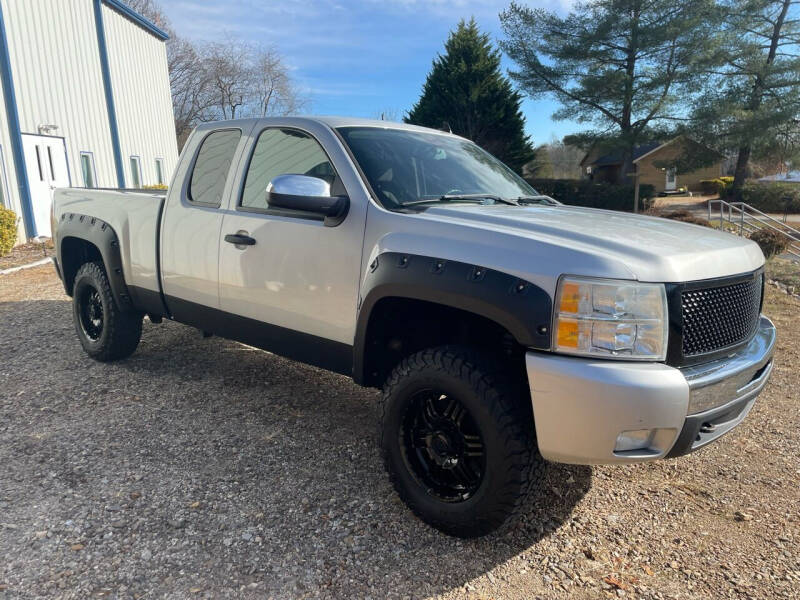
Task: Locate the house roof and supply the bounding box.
[586,141,664,168]
[103,0,169,41]
[583,136,724,168]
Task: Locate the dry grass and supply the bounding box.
[766,257,800,289]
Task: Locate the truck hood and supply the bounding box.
[417,204,764,283]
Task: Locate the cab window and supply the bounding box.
[240,128,337,210]
[189,129,242,206]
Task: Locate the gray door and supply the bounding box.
[218,127,365,344]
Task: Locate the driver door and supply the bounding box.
[217,127,364,349]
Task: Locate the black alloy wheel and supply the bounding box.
[71,261,142,361]
[400,389,486,502]
[379,345,544,537]
[78,285,105,341]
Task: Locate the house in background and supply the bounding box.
[580,137,724,194]
[0,0,179,242]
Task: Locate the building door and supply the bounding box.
[21,134,70,237]
[665,167,677,191]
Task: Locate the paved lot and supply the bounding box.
[0,266,798,599]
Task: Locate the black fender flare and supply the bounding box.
[55,212,135,312]
[352,252,553,385]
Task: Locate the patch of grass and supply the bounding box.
[765,256,800,289]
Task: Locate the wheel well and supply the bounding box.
[61,237,103,296]
[361,297,527,387]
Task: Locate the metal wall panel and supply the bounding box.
[1,0,118,190]
[102,2,178,188]
[0,76,25,241]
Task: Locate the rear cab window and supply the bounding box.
[189,129,243,206]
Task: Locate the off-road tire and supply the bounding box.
[72,261,142,361]
[379,345,545,537]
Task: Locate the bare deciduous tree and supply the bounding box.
[371,108,403,122]
[196,39,309,125]
[203,39,251,120]
[251,47,307,117]
[121,0,170,31]
[545,137,585,179]
[168,37,212,147]
[122,1,308,149]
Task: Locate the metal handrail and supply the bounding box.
[741,213,800,241]
[709,199,799,237]
[729,201,800,237]
[709,199,800,235]
[708,198,800,259]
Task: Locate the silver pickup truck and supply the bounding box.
[51,117,776,537]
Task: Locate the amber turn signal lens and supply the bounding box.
[559,282,581,314]
[556,319,579,348]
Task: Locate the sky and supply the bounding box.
[156,0,583,146]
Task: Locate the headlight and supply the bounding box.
[553,276,668,360]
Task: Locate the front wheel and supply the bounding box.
[72,262,142,361]
[379,345,544,537]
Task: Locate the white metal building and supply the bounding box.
[0,0,179,241]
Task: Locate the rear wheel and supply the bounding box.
[72,262,142,361]
[379,345,544,537]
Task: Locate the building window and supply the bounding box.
[129,156,142,188]
[155,158,165,185]
[35,146,44,181]
[80,152,97,188]
[46,146,56,180]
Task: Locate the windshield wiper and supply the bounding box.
[516,195,560,206]
[401,194,518,207]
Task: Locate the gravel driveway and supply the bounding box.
[1,266,798,600]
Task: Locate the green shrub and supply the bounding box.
[526,178,656,212]
[0,207,17,257]
[719,176,734,197]
[740,181,800,213]
[699,176,734,197]
[748,228,790,259]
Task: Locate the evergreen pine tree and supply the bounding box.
[500,0,718,186]
[406,19,535,173]
[691,0,800,197]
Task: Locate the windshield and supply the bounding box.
[337,127,538,209]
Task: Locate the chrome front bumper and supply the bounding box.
[526,316,776,464]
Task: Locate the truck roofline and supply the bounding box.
[190,115,464,139]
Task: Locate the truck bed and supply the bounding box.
[53,188,166,296]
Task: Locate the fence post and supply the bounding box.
[740,206,744,236]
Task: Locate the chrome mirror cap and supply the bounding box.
[266,174,331,198]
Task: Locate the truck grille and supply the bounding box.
[680,273,763,358]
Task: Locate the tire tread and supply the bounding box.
[379,345,545,537]
[73,261,141,361]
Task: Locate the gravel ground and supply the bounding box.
[0,266,798,600]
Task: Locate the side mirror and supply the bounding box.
[266,174,349,227]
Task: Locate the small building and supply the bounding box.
[580,137,724,194]
[0,0,179,242]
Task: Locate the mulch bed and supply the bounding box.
[0,238,53,271]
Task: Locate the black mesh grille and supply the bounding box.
[681,274,762,357]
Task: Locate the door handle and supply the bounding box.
[224,233,256,246]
